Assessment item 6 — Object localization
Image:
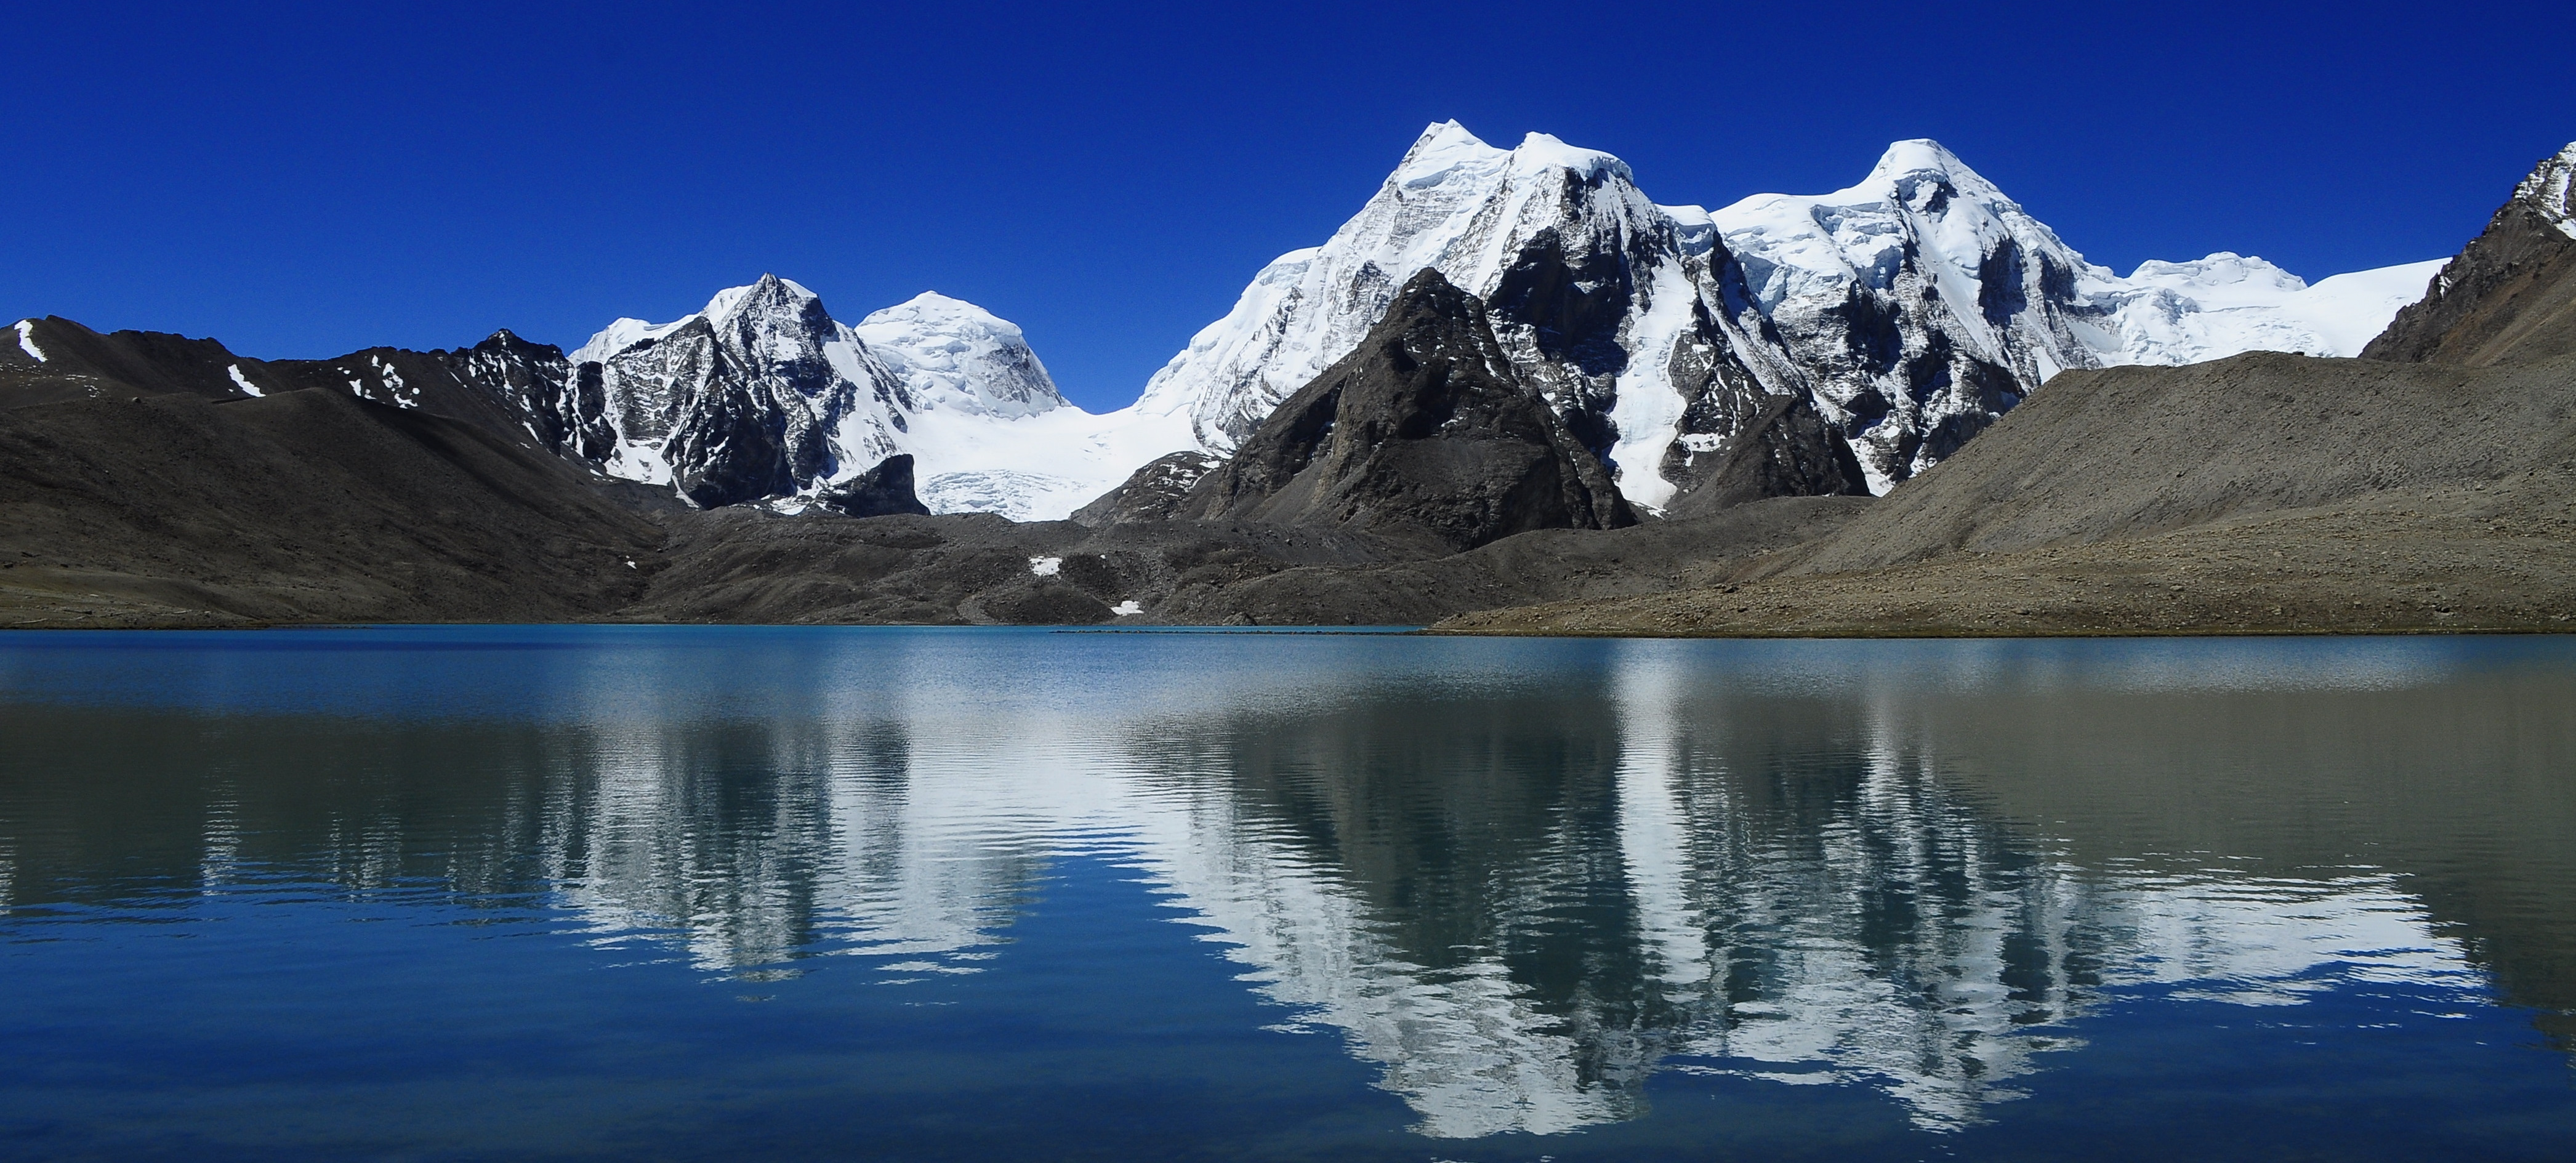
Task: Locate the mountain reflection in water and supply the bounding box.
[1,629,2570,1143]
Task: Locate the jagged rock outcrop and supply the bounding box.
[566,275,908,508]
[1070,451,1223,527]
[1174,270,1633,553]
[2364,142,2576,366]
[813,453,932,518]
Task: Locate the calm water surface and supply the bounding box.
[2,627,2572,1161]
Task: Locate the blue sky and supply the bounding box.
[5,1,2564,411]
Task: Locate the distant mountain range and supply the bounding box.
[4,126,2444,524]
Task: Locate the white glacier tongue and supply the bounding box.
[2094,252,2449,366]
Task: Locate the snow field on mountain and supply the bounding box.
[2099,255,2450,364]
[900,398,1196,521]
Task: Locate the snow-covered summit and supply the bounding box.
[560,273,908,506]
[855,292,1065,419]
[2093,252,2449,366]
[1136,120,1789,509]
[540,130,2453,518]
[2513,141,2576,239]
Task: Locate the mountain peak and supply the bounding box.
[1510,132,1632,183]
[1393,121,1505,186]
[1859,139,2006,204]
[869,291,1011,332]
[699,273,821,325]
[853,291,1061,419]
[2512,142,2576,239]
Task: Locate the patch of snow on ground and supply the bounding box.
[1028,556,1063,577]
[15,321,44,363]
[227,364,263,397]
[1111,600,1142,616]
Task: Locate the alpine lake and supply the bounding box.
[3,626,2572,1161]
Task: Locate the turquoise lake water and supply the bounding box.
[2,626,2572,1160]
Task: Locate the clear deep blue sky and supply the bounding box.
[6,1,2565,411]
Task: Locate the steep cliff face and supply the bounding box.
[1176,270,1632,553]
[2363,142,2576,367]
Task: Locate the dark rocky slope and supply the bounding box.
[813,454,932,518]
[1173,269,1633,553]
[1660,389,1872,519]
[0,388,664,627]
[0,316,594,456]
[1069,451,1222,528]
[2365,143,2576,366]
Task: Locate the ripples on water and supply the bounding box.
[1,628,2572,1160]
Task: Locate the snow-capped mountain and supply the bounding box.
[561,275,911,509]
[1135,121,1792,512]
[555,277,1192,518]
[1148,126,2444,502]
[1713,140,2445,489]
[2104,253,2447,363]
